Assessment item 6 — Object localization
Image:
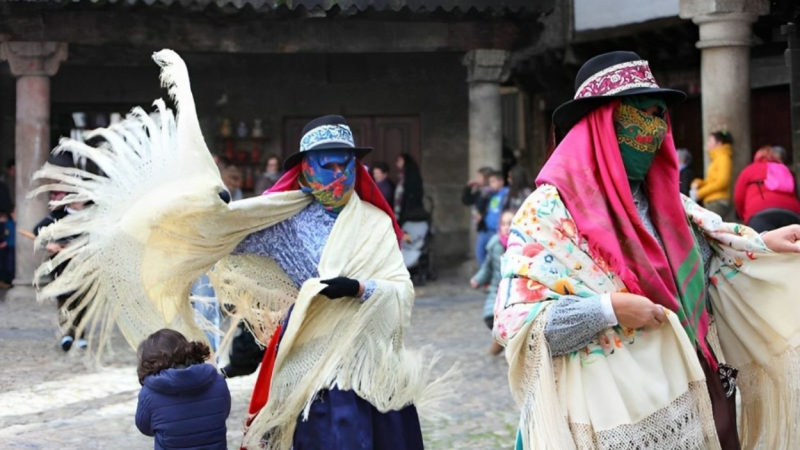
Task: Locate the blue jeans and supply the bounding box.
[475,229,494,266]
[190,274,220,352]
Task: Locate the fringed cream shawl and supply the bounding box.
[31,50,446,450]
[495,185,800,450]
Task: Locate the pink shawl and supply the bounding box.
[537,101,714,368]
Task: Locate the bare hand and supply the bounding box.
[762,225,800,253]
[470,279,479,289]
[611,293,667,330]
[45,242,63,255]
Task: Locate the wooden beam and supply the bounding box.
[0,8,523,53]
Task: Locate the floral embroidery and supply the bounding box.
[299,124,355,152]
[574,60,659,100]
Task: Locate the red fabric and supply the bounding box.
[537,101,715,368]
[246,324,282,416]
[244,160,403,424]
[240,324,282,450]
[734,162,800,223]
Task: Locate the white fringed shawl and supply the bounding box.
[682,198,800,450]
[30,50,446,450]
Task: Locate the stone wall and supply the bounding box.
[2,50,472,264]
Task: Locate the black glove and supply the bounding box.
[320,277,361,299]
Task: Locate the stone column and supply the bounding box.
[679,0,769,179]
[0,42,68,286]
[783,24,800,189]
[463,50,511,177]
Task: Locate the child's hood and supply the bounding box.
[144,363,219,394]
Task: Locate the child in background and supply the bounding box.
[475,171,508,265]
[462,166,495,263]
[471,210,514,355]
[136,329,230,450]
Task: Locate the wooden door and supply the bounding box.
[371,117,421,181]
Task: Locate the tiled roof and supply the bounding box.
[61,0,551,14]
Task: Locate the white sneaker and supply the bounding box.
[76,338,88,349]
[60,335,74,352]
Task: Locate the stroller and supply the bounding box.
[401,195,436,286]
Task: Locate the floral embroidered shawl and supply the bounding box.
[537,101,714,368]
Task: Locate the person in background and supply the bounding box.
[220,321,266,379]
[772,145,789,164]
[0,208,14,288]
[734,145,800,232]
[253,154,283,195]
[475,171,507,265]
[462,166,494,255]
[502,141,518,182]
[470,209,513,355]
[35,192,88,351]
[190,275,220,353]
[222,165,244,201]
[503,165,533,213]
[371,161,395,209]
[1,159,15,206]
[394,153,425,224]
[135,328,230,450]
[211,154,227,174]
[691,130,733,217]
[677,148,695,196]
[0,159,13,219]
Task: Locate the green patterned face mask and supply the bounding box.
[613,97,668,181]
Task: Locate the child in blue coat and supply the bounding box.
[471,210,514,355]
[136,329,231,450]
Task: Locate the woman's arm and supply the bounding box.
[543,295,616,356]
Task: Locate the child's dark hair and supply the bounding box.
[136,329,210,385]
[711,130,733,145]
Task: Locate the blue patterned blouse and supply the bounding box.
[232,200,375,299]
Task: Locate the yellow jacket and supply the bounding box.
[694,144,732,204]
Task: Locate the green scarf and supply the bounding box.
[613,97,668,181]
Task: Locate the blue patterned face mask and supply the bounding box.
[299,149,356,216]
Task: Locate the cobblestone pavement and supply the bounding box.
[0,279,518,450]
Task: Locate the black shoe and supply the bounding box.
[60,335,74,351]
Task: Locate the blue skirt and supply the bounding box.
[293,387,424,450]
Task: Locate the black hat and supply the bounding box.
[552,51,686,134]
[284,115,372,170]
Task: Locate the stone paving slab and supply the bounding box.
[0,279,519,449]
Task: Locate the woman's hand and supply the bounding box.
[45,242,63,255]
[762,225,800,253]
[611,293,667,330]
[470,279,479,289]
[320,277,362,299]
